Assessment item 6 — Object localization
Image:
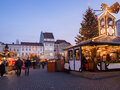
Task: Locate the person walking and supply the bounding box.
[5,60,9,74]
[38,61,41,69]
[15,58,23,76]
[42,62,45,69]
[0,62,5,77]
[24,58,31,76]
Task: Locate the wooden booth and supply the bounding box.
[64,35,120,72]
[64,2,120,72]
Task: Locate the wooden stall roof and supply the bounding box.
[64,35,120,50]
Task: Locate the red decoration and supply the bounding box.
[84,14,87,17]
[92,27,95,29]
[86,26,89,29]
[89,9,92,12]
[89,18,92,20]
[83,32,85,35]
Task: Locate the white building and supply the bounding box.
[20,42,43,57]
[40,32,55,59]
[116,19,120,36]
[0,32,71,60]
[0,42,43,58]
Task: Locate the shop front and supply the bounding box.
[64,35,120,72]
[81,45,120,71]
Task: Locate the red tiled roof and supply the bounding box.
[43,32,54,39]
[21,42,43,46]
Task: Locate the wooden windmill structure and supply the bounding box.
[98,2,120,36]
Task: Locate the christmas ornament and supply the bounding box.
[92,27,95,29]
[86,26,89,29]
[83,32,85,35]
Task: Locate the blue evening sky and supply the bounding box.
[0,0,120,45]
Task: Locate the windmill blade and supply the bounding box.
[108,2,120,14]
[101,3,108,10]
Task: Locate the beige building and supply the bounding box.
[54,40,71,59]
[40,32,55,59]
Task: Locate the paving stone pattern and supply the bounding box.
[0,67,120,90]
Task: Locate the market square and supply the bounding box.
[0,0,120,90]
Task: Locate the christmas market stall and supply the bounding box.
[64,35,120,72]
[0,44,17,71]
[64,2,120,72]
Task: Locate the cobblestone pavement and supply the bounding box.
[0,66,120,90]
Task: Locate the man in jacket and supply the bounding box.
[15,57,23,76]
[25,58,31,76]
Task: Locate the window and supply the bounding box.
[50,53,53,56]
[26,48,27,51]
[17,49,19,51]
[75,49,80,60]
[14,48,16,51]
[45,43,48,46]
[22,48,24,51]
[68,50,73,60]
[49,48,53,50]
[40,48,42,51]
[22,53,24,56]
[29,48,31,51]
[50,44,53,46]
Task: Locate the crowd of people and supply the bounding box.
[0,57,46,77]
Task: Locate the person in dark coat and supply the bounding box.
[0,62,5,77]
[81,54,87,71]
[24,58,31,76]
[15,58,23,76]
[5,60,9,74]
[42,62,45,69]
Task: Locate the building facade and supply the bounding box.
[0,32,71,60]
[116,19,120,36]
[40,32,55,59]
[0,42,43,59]
[54,40,71,59]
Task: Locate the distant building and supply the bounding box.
[0,32,71,60]
[0,42,43,58]
[54,40,71,58]
[40,32,55,59]
[116,19,120,36]
[21,42,43,57]
[0,42,4,52]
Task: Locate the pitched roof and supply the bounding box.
[64,35,120,50]
[43,32,54,39]
[77,35,120,46]
[21,42,43,46]
[55,40,71,45]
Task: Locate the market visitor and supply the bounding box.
[81,54,87,71]
[42,62,45,69]
[0,62,5,77]
[38,61,41,69]
[15,57,23,76]
[24,58,31,76]
[5,60,9,74]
